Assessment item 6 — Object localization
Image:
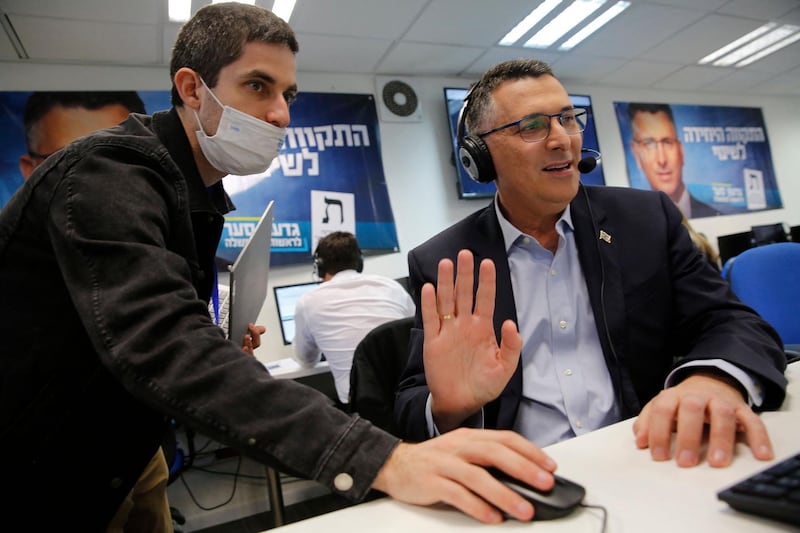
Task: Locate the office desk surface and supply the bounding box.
[273,362,798,533]
[263,357,329,380]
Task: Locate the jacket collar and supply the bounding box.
[152,108,234,216]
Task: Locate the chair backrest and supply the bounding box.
[349,317,414,435]
[725,242,800,345]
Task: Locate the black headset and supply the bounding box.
[456,83,498,184]
[313,242,364,279]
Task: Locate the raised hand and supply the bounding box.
[422,249,522,433]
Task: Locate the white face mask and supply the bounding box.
[194,77,286,176]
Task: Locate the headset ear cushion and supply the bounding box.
[313,256,324,279]
[458,135,496,183]
[356,255,364,273]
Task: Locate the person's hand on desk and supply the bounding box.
[241,323,265,356]
[423,250,522,433]
[633,371,774,468]
[371,427,557,523]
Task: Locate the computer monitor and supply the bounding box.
[273,281,321,345]
[717,231,754,266]
[751,223,788,246]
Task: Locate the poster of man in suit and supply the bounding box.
[615,101,782,218]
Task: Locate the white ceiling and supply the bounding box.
[1,0,800,96]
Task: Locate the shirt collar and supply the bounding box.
[153,107,234,216]
[676,186,691,217]
[493,194,574,253]
[328,270,361,282]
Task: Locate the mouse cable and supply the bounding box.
[580,502,608,533]
[178,453,243,511]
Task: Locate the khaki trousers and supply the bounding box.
[106,447,173,533]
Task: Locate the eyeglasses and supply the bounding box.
[477,108,587,143]
[632,138,680,154]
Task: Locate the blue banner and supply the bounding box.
[614,101,783,218]
[0,90,398,267]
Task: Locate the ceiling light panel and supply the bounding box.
[524,0,606,49]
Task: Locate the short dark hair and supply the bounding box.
[23,91,145,148]
[314,232,362,276]
[169,2,299,106]
[464,58,554,134]
[626,102,675,125]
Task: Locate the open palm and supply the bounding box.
[421,250,522,432]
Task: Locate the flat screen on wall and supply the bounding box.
[443,88,606,199]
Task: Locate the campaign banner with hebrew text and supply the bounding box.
[614,101,782,218]
[0,90,398,267]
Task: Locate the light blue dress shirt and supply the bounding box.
[499,204,620,446]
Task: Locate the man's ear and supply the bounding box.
[19,154,35,181]
[174,68,202,111]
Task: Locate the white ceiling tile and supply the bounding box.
[290,0,427,40]
[703,69,782,92]
[641,0,728,9]
[717,0,800,19]
[294,34,392,74]
[551,55,627,85]
[779,7,800,24]
[161,23,181,66]
[1,0,162,24]
[754,68,800,95]
[737,39,800,74]
[569,3,706,59]
[403,0,544,47]
[460,48,564,79]
[0,38,18,61]
[652,65,732,90]
[13,15,160,64]
[599,60,684,87]
[642,14,768,63]
[377,42,485,76]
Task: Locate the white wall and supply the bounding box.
[3,61,799,363]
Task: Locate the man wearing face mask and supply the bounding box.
[0,3,560,530]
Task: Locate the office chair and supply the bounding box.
[724,242,800,347]
[349,317,414,435]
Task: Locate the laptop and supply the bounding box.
[273,281,321,345]
[210,201,274,343]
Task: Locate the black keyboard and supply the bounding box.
[718,452,800,526]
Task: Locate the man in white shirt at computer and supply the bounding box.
[293,231,415,406]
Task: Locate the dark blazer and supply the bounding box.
[394,185,786,442]
[689,194,721,218]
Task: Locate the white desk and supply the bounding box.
[263,357,330,380]
[273,362,798,532]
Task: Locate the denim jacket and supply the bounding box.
[0,108,398,527]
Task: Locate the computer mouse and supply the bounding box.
[489,468,586,520]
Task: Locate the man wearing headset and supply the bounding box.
[293,231,415,407]
[395,58,786,470]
